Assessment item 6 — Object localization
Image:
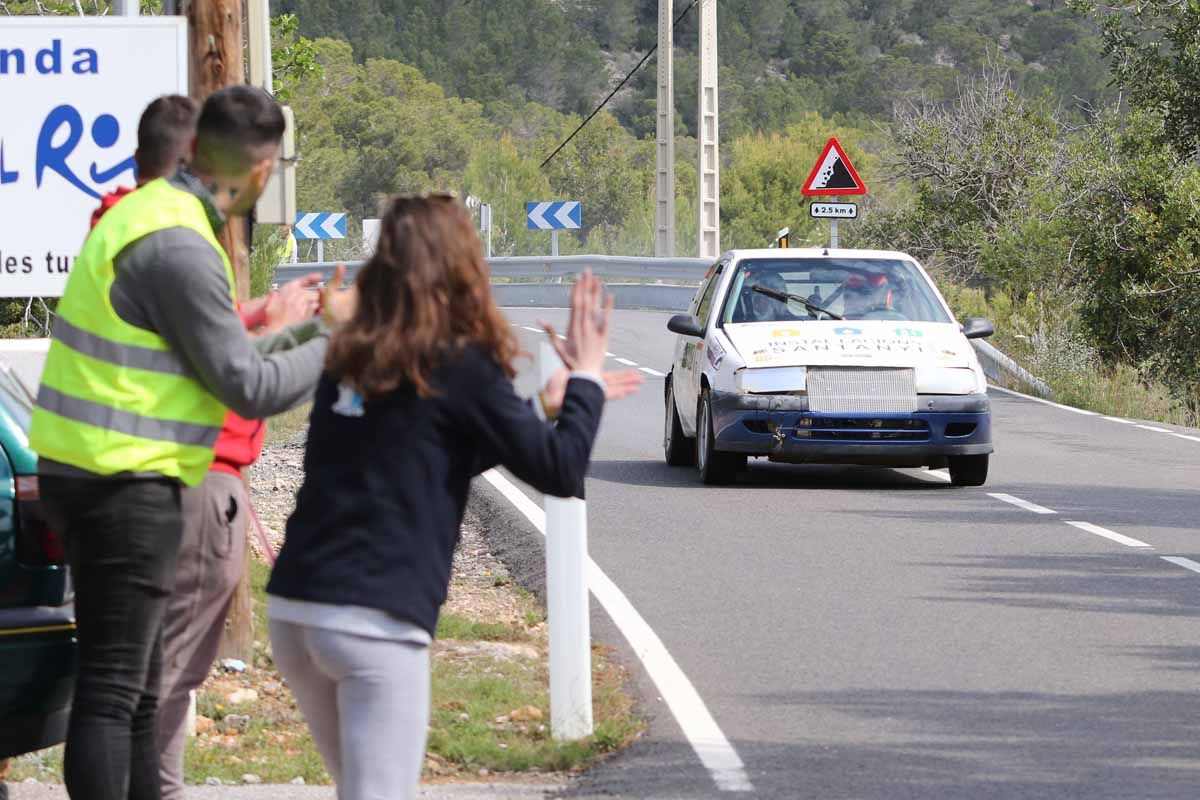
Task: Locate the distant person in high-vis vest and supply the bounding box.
[29,85,354,800]
[277,222,297,263]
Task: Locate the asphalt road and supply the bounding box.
[488,308,1200,800]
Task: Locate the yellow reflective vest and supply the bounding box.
[30,179,237,486]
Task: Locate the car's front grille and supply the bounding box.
[794,417,931,442]
[807,367,917,413]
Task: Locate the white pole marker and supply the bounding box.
[539,342,593,741]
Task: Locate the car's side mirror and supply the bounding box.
[668,314,705,338]
[962,317,995,340]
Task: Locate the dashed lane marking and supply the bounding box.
[614,357,638,367]
[1161,556,1200,574]
[989,493,1057,515]
[1065,520,1153,549]
[639,367,667,377]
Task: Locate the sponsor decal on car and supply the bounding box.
[750,334,929,364]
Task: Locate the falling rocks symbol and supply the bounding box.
[819,156,857,191]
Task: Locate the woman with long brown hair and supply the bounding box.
[265,194,627,799]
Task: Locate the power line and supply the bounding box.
[539,0,703,170]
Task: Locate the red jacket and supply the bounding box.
[91,188,267,476]
[91,186,135,229]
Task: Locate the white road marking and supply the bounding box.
[615,357,639,367]
[640,367,667,377]
[917,468,952,482]
[1161,556,1200,575]
[992,385,1200,443]
[1065,520,1153,549]
[989,385,1099,415]
[521,326,543,334]
[480,470,754,793]
[989,493,1057,515]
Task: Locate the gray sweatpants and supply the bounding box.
[269,619,431,800]
[157,470,248,800]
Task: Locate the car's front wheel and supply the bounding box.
[948,454,989,486]
[663,378,695,467]
[697,388,745,485]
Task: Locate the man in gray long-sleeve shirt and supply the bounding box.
[30,86,353,800]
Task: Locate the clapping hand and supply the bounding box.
[321,264,359,327]
[537,270,644,418]
[263,273,321,332]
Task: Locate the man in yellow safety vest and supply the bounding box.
[29,85,352,800]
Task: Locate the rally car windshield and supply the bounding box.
[721,258,952,325]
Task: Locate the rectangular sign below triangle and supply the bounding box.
[801,137,867,196]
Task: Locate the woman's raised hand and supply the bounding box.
[542,270,611,375]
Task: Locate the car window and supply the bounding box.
[0,367,33,431]
[695,263,724,324]
[721,258,952,324]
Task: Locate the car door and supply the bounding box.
[674,260,725,434]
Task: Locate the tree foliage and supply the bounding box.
[1070,0,1200,158]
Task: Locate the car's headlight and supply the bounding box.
[735,366,807,394]
[915,367,980,395]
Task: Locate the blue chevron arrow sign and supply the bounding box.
[526,201,582,230]
[294,212,348,240]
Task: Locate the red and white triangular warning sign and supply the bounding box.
[801,137,866,196]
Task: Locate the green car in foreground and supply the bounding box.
[0,363,75,780]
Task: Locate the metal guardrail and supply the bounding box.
[275,255,711,285]
[973,339,1053,399]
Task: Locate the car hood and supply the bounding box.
[723,320,976,369]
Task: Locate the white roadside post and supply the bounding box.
[538,341,594,741]
[482,203,493,259]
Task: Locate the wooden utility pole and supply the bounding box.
[187,0,251,302]
[187,0,255,662]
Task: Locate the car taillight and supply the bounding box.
[15,475,66,566]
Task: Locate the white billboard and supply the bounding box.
[0,17,188,297]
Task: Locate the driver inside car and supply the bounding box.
[741,271,803,322]
[841,272,894,318]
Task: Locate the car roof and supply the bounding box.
[722,247,919,262]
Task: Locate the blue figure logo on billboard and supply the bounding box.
[2,103,136,199]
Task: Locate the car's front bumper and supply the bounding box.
[710,390,993,468]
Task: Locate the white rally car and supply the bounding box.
[663,248,995,486]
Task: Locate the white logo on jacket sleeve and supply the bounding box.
[332,383,365,417]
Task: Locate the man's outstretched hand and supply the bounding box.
[538,367,645,420]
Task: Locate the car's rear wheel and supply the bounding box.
[948,454,989,486]
[663,378,695,466]
[697,388,745,485]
